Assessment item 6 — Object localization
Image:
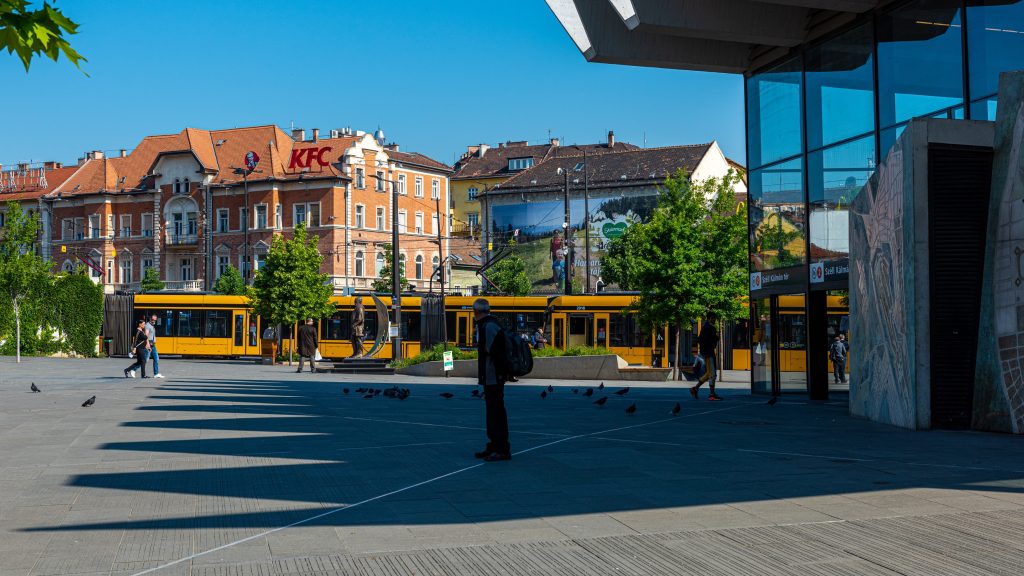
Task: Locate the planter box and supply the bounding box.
[396,354,670,382]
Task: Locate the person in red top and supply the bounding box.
[550,231,563,282]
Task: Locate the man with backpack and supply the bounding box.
[474,298,512,462]
[830,333,848,384]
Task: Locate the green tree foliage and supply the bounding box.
[49,270,103,357]
[249,222,334,329]
[140,267,164,293]
[371,243,407,293]
[1,1,85,72]
[488,241,531,296]
[754,215,802,268]
[213,264,246,295]
[602,171,747,374]
[0,201,53,361]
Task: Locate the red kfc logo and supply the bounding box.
[289,147,333,170]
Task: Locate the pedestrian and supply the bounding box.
[830,333,848,384]
[297,318,318,374]
[533,326,548,350]
[690,311,722,401]
[351,296,365,358]
[146,313,164,379]
[474,298,511,462]
[124,318,151,379]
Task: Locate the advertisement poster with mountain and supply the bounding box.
[490,192,659,292]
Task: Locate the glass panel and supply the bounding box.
[805,23,875,151]
[747,56,803,169]
[321,312,349,340]
[968,0,1024,103]
[877,0,964,128]
[752,299,774,394]
[970,97,998,121]
[808,135,874,286]
[778,294,807,391]
[749,158,806,277]
[880,123,908,159]
[204,310,229,338]
[235,314,244,346]
[553,318,564,348]
[827,294,851,391]
[177,310,201,337]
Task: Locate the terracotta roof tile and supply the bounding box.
[451,141,638,180]
[388,150,452,173]
[0,165,79,202]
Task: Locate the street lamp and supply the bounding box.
[556,167,573,295]
[231,166,262,284]
[369,171,403,362]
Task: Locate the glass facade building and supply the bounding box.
[747,0,1024,395]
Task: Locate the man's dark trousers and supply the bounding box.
[484,381,510,454]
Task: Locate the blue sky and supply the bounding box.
[0,1,744,168]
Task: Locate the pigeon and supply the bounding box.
[547,384,554,393]
[614,387,630,396]
[343,388,350,394]
[471,389,480,397]
[593,396,608,407]
[397,388,410,400]
[373,389,382,396]
[30,383,40,393]
[572,388,579,394]
[767,396,778,406]
[625,402,637,415]
[82,396,96,407]
[356,388,367,394]
[598,382,605,390]
[583,388,594,397]
[363,393,374,399]
[540,390,547,399]
[670,402,681,416]
[440,392,454,399]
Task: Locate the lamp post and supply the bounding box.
[557,166,572,295]
[369,171,403,362]
[232,166,262,284]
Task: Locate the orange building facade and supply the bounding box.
[0,125,452,293]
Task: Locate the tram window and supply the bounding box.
[457,316,468,347]
[205,311,230,338]
[401,313,421,341]
[553,318,564,348]
[322,312,350,341]
[609,314,651,348]
[363,314,378,342]
[144,310,173,337]
[445,312,456,343]
[778,313,807,349]
[176,310,202,337]
[569,316,588,335]
[234,315,244,346]
[827,314,850,340]
[731,318,751,349]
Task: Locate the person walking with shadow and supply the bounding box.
[690,311,722,401]
[297,318,318,374]
[146,313,164,379]
[124,318,151,379]
[474,299,511,462]
[830,333,848,384]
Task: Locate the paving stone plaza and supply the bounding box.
[1,357,1023,576]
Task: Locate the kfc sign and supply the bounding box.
[289,147,333,170]
[244,151,260,171]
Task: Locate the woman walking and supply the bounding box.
[124,318,151,378]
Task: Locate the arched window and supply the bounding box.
[376,252,385,277]
[415,255,423,279]
[173,178,180,194]
[355,251,364,277]
[432,255,440,279]
[182,178,190,193]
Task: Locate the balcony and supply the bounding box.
[165,231,198,246]
[450,224,478,238]
[163,280,204,291]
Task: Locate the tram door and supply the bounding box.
[593,314,609,349]
[231,311,259,356]
[567,314,592,348]
[552,317,565,350]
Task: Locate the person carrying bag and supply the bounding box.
[124,318,151,378]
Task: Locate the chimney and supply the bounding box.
[119,149,127,158]
[550,137,560,147]
[385,143,400,152]
[478,144,490,156]
[607,130,615,148]
[92,150,105,160]
[312,128,320,142]
[43,161,62,170]
[292,128,305,141]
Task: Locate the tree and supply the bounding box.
[248,222,334,362]
[372,243,407,293]
[0,201,52,362]
[602,171,747,377]
[1,1,85,72]
[140,267,164,293]
[49,270,103,357]
[488,241,531,296]
[213,265,246,295]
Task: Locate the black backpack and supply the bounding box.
[496,326,533,377]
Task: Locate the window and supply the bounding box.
[432,255,440,279]
[508,157,534,171]
[217,209,229,233]
[239,207,248,231]
[275,204,282,229]
[431,213,439,235]
[118,256,133,284]
[143,257,153,272]
[431,179,440,199]
[255,204,267,229]
[173,179,180,194]
[89,214,101,239]
[293,204,306,228]
[106,259,113,282]
[308,202,320,227]
[74,217,85,240]
[414,176,423,197]
[376,252,385,276]
[747,56,802,169]
[609,314,652,348]
[106,214,114,237]
[397,174,407,195]
[749,157,806,274]
[356,168,365,188]
[398,210,407,233]
[142,214,153,237]
[355,205,365,228]
[415,212,423,234]
[61,218,71,240]
[468,187,478,201]
[376,170,385,191]
[90,255,102,278]
[176,310,201,337]
[967,0,1024,120]
[182,178,190,193]
[355,250,364,276]
[217,255,230,278]
[120,215,131,238]
[467,213,479,228]
[805,23,874,152]
[205,310,229,338]
[415,255,423,279]
[0,211,5,228]
[376,206,385,230]
[808,135,874,276]
[254,249,268,272]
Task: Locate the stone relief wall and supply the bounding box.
[976,71,1024,434]
[849,134,917,429]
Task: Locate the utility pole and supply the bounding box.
[583,149,591,293]
[391,175,402,362]
[560,167,572,296]
[435,194,447,353]
[243,169,250,283]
